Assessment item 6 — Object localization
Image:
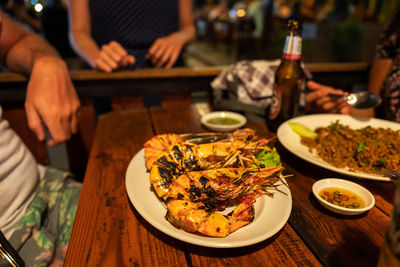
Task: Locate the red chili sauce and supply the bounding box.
[319,187,365,209]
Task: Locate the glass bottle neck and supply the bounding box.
[282,31,302,60]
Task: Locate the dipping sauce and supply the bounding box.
[319,187,365,209]
[206,117,240,125]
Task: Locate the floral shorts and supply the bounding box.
[8,167,81,267]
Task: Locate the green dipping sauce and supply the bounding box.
[206,117,240,125]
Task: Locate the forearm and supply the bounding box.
[69,31,101,68]
[350,57,393,118]
[366,57,393,95]
[177,0,195,45]
[5,34,61,75]
[176,24,195,45]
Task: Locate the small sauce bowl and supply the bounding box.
[201,111,247,132]
[312,178,375,215]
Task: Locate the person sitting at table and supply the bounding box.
[0,11,81,266]
[306,7,400,123]
[67,0,196,113]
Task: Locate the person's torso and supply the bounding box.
[0,107,39,239]
[89,0,179,68]
[379,15,400,123]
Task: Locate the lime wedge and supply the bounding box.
[288,122,317,139]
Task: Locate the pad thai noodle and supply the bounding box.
[300,120,400,175]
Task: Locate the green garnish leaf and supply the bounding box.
[378,158,387,166]
[329,120,343,132]
[357,141,366,153]
[251,148,281,168]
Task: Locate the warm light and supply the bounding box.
[236,9,246,18]
[34,3,43,12]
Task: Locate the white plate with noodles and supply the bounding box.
[125,148,292,248]
[277,114,400,181]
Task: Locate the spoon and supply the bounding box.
[328,91,382,109]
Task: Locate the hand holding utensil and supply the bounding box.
[328,91,382,109]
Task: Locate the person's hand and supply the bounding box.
[95,41,135,72]
[146,32,186,68]
[306,80,350,114]
[24,56,81,146]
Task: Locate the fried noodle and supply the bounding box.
[301,120,400,175]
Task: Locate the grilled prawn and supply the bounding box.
[164,166,283,237]
[144,128,257,170]
[149,139,271,199]
[143,129,285,237]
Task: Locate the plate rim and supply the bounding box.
[125,148,292,248]
[277,114,400,181]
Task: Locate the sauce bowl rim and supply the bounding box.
[201,111,247,132]
[312,178,375,214]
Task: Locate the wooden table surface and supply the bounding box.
[64,105,395,267]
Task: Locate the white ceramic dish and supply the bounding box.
[312,178,375,215]
[125,148,292,248]
[277,114,400,181]
[201,111,247,132]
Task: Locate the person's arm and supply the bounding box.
[146,0,195,68]
[351,9,399,118]
[350,56,393,117]
[178,0,196,45]
[0,12,80,146]
[67,0,134,72]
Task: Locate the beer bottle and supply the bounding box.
[267,19,305,132]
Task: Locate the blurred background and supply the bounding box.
[1,0,399,68]
[189,0,400,66]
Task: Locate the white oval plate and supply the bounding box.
[312,178,375,215]
[201,111,247,132]
[125,148,292,248]
[277,114,400,181]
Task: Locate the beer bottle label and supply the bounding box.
[269,84,281,120]
[283,36,302,60]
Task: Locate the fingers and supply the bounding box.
[339,102,351,115]
[148,39,166,67]
[306,80,350,114]
[122,55,135,66]
[155,46,174,68]
[24,56,82,146]
[25,102,45,142]
[95,41,135,72]
[305,81,331,103]
[165,50,180,69]
[70,108,79,135]
[147,37,182,68]
[43,103,80,147]
[314,96,347,113]
[147,39,162,60]
[44,115,70,147]
[96,56,114,72]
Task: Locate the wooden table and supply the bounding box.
[65,105,395,266]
